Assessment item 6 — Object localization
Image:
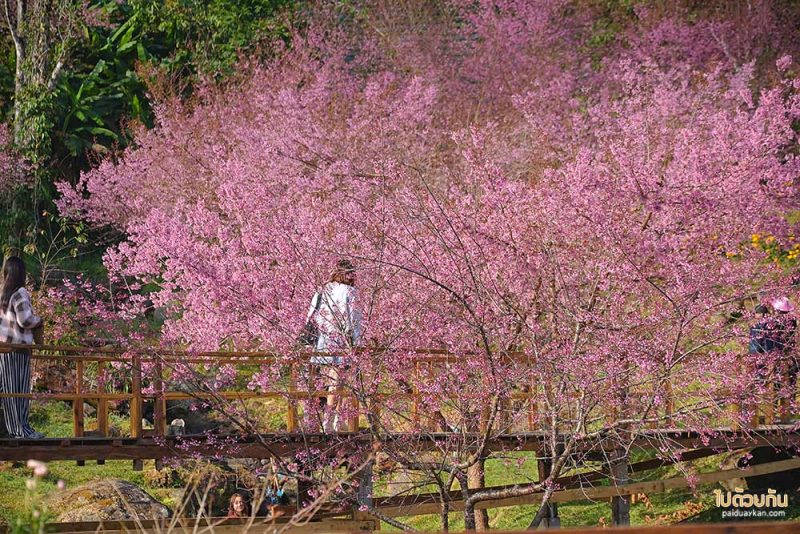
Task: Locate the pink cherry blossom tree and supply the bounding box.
[56,0,800,529]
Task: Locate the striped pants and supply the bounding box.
[0,351,35,438]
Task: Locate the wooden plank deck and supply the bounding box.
[0,427,797,462]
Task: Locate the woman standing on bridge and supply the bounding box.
[0,256,44,438]
[306,259,362,432]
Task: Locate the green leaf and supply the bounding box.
[81,126,119,139]
[109,16,135,43]
[90,59,107,78]
[118,40,137,54]
[75,82,85,102]
[117,18,137,49]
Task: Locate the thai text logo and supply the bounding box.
[713,488,788,520]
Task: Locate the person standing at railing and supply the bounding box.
[768,297,798,411]
[304,259,362,432]
[748,304,774,355]
[0,256,44,439]
[748,303,774,408]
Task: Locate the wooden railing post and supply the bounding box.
[528,377,537,432]
[479,401,491,434]
[73,359,86,466]
[130,353,143,440]
[97,361,109,438]
[664,371,674,427]
[370,396,381,430]
[729,354,743,431]
[288,363,298,432]
[96,359,109,466]
[348,394,359,432]
[153,356,167,437]
[411,361,420,429]
[73,360,85,439]
[778,359,792,424]
[765,367,776,425]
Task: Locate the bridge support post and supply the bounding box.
[354,458,374,521]
[73,361,85,466]
[610,450,630,526]
[536,459,560,529]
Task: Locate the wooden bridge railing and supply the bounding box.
[0,343,795,443]
[0,344,482,438]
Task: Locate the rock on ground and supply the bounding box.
[48,479,170,522]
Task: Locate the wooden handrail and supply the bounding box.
[1,342,528,360]
[0,343,791,452]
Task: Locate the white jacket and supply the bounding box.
[307,282,362,363]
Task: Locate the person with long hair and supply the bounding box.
[306,259,362,432]
[0,256,44,438]
[226,492,250,518]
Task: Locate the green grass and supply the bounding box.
[0,459,152,518]
[380,450,800,530]
[381,488,719,531]
[0,402,159,523]
[379,454,724,531]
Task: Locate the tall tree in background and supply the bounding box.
[4,0,82,161]
[0,0,296,255]
[1,0,86,253]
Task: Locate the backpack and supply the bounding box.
[297,292,322,347]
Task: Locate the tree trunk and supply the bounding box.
[468,459,490,530]
[9,0,63,165]
[2,0,69,251]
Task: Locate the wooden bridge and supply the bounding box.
[0,343,795,454]
[0,343,798,529]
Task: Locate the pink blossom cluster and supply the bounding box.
[35,274,151,345]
